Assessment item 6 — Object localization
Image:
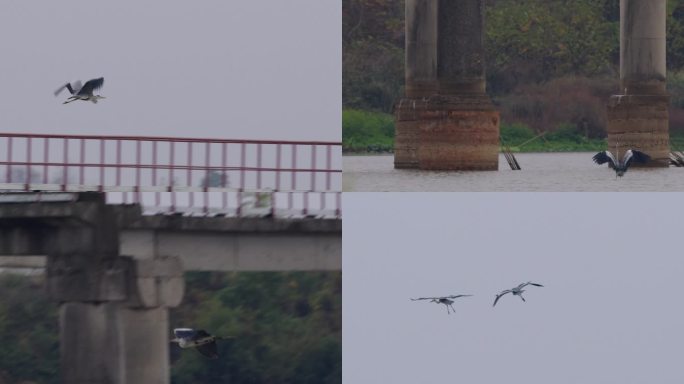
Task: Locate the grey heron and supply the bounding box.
[54,77,105,104]
[493,282,543,307]
[171,328,225,359]
[410,294,473,314]
[592,148,650,177]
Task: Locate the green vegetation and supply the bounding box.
[341,111,608,153]
[343,0,684,151]
[342,109,394,152]
[0,271,341,384]
[500,123,606,152]
[171,271,341,384]
[0,274,59,384]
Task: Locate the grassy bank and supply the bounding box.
[342,109,394,153]
[342,108,609,153]
[500,123,606,152]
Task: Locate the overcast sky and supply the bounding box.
[0,0,340,141]
[344,193,684,384]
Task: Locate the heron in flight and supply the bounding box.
[54,77,105,104]
[410,294,473,314]
[171,328,225,359]
[592,148,650,177]
[493,282,543,307]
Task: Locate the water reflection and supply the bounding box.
[343,153,684,191]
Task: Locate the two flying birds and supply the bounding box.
[411,281,544,314]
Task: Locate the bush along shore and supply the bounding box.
[343,109,614,154]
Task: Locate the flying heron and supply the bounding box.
[493,282,543,307]
[54,77,105,104]
[592,147,650,177]
[170,328,225,359]
[410,294,473,314]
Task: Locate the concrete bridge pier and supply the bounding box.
[0,193,184,384]
[394,0,499,170]
[607,0,670,166]
[54,255,184,384]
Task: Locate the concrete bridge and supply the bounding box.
[0,192,340,384]
[395,0,670,170]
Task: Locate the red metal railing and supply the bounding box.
[0,133,342,217]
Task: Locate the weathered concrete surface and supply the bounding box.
[119,214,341,271]
[60,303,170,384]
[395,0,499,171]
[405,1,437,97]
[620,0,667,94]
[395,94,499,170]
[0,255,45,268]
[121,231,340,271]
[120,307,170,384]
[0,192,341,383]
[608,0,669,166]
[129,256,185,308]
[60,303,124,384]
[607,94,670,166]
[436,1,486,94]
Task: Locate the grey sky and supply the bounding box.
[344,193,684,384]
[0,0,340,141]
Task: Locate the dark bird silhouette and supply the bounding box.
[410,294,473,314]
[593,149,650,177]
[54,77,105,104]
[493,282,544,307]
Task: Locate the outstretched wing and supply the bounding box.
[518,282,544,289]
[592,151,617,169]
[623,149,650,169]
[410,297,439,301]
[493,290,511,307]
[78,77,104,95]
[54,80,83,96]
[193,329,212,340]
[195,341,218,359]
[445,294,473,299]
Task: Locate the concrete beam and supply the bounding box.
[120,229,340,271]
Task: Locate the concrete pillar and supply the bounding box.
[60,304,172,384]
[395,0,499,170]
[60,303,125,384]
[120,307,170,384]
[607,0,669,166]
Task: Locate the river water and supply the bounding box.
[343,152,684,191]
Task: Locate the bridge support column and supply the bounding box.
[394,0,499,170]
[607,0,669,166]
[55,256,184,384]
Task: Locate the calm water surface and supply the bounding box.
[343,153,684,191]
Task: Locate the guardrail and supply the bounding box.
[0,133,342,217]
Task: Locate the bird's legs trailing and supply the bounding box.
[449,304,456,314]
[63,97,78,104]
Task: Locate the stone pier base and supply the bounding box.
[606,94,670,167]
[394,95,499,170]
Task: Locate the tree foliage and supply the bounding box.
[485,0,619,94]
[343,0,404,113]
[0,272,340,384]
[0,274,59,384]
[343,0,684,139]
[170,271,341,384]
